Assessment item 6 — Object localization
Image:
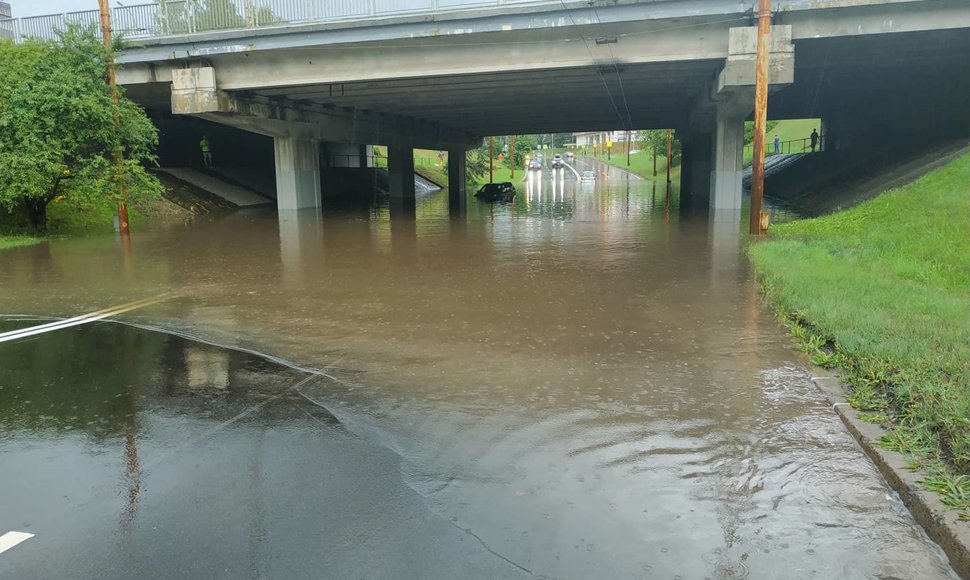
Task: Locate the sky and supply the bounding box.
[12,1,101,18]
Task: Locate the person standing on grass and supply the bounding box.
[200,136,213,168]
[810,129,819,153]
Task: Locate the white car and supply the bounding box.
[580,170,596,182]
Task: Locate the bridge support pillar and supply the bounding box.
[448,149,467,216]
[274,136,321,211]
[679,131,713,210]
[388,145,416,213]
[711,113,745,211]
[360,145,374,168]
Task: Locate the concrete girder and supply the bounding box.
[245,61,724,99]
[171,67,480,150]
[782,0,970,41]
[261,82,706,111]
[114,0,955,68]
[118,20,735,92]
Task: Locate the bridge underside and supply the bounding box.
[117,0,970,214]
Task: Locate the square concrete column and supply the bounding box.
[678,132,713,212]
[448,149,467,215]
[711,114,744,211]
[690,133,713,204]
[359,144,373,168]
[274,136,321,211]
[387,145,415,201]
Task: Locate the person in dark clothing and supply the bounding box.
[810,129,819,153]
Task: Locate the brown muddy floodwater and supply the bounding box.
[0,161,958,578]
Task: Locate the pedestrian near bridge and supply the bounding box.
[200,136,213,168]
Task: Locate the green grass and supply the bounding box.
[588,150,682,185]
[415,165,448,188]
[750,151,970,515]
[0,235,43,251]
[1,192,165,243]
[476,164,518,185]
[744,119,821,165]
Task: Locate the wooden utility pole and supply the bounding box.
[97,0,130,236]
[510,135,516,179]
[665,129,672,187]
[653,141,658,176]
[488,136,494,183]
[749,0,772,235]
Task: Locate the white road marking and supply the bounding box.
[563,162,582,180]
[0,295,171,344]
[0,531,34,555]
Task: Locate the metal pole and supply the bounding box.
[510,135,516,180]
[489,136,494,183]
[750,0,772,235]
[98,0,130,237]
[626,130,631,166]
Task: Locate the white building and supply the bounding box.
[572,131,630,148]
[0,2,12,37]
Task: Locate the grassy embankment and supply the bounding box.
[583,119,821,180]
[743,118,820,165]
[587,148,680,183]
[0,235,42,250]
[373,146,522,187]
[749,152,970,516]
[0,194,184,251]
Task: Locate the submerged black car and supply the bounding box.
[475,182,516,203]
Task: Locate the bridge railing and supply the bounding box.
[745,134,826,158]
[3,0,562,43]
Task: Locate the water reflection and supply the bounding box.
[0,160,958,579]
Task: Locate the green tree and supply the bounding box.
[157,0,280,33]
[744,120,779,145]
[505,134,537,169]
[0,28,162,229]
[636,130,670,175]
[465,140,490,185]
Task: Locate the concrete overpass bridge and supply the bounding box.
[9,0,969,215]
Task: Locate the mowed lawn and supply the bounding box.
[749,151,970,511]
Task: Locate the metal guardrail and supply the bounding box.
[746,134,825,157]
[329,153,443,167]
[2,0,561,43]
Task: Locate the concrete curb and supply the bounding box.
[810,370,970,578]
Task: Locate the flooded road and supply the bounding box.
[0,168,957,578]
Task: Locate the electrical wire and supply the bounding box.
[558,0,628,132]
[589,3,636,131]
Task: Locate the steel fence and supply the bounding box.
[746,135,825,158]
[5,0,557,43]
